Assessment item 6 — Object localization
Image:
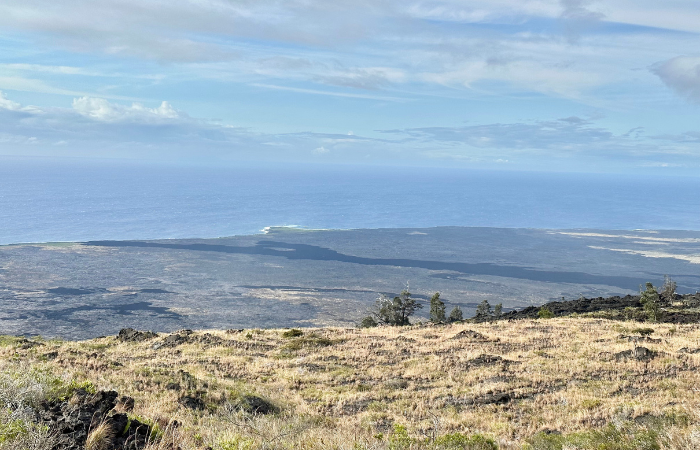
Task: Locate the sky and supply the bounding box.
[0,0,699,174]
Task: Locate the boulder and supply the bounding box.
[117,328,158,342]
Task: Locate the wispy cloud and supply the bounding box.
[0,0,696,100]
[559,0,605,44]
[251,83,407,101]
[381,116,700,162]
[651,56,700,103]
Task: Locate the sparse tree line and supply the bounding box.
[360,287,467,328]
[360,275,681,327]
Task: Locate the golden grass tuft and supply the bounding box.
[85,422,115,450]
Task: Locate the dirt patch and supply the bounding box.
[465,354,516,369]
[613,346,658,362]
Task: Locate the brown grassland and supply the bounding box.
[3,317,700,449]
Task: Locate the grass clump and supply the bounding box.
[0,415,54,450]
[48,379,97,402]
[433,432,498,450]
[282,329,304,338]
[85,422,115,450]
[0,336,23,347]
[526,422,660,450]
[388,424,414,450]
[0,368,57,450]
[281,333,334,351]
[632,327,655,337]
[218,435,255,450]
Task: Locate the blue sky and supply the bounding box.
[0,0,698,174]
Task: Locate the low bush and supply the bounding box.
[282,329,304,338]
[433,432,498,450]
[538,307,554,319]
[526,422,660,450]
[388,424,414,450]
[282,334,334,351]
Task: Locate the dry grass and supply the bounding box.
[85,422,115,450]
[4,318,700,449]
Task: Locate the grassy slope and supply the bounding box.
[3,318,700,449]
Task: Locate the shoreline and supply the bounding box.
[4,224,700,248]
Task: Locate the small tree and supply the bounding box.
[494,303,503,317]
[640,282,661,322]
[662,275,677,303]
[475,300,492,318]
[372,288,423,326]
[429,292,446,323]
[448,306,463,322]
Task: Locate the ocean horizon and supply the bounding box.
[2,156,700,246]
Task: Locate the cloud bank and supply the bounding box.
[0,1,698,173]
[1,91,697,172]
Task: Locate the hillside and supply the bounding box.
[2,317,700,449]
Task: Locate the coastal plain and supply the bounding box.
[1,227,699,339]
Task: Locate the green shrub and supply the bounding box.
[526,422,660,450]
[359,316,378,328]
[282,329,304,338]
[538,307,554,319]
[433,432,498,449]
[128,415,164,442]
[388,424,414,450]
[218,435,255,450]
[282,334,334,351]
[632,327,654,337]
[525,432,564,450]
[48,379,97,402]
[0,409,54,450]
[0,419,29,443]
[0,337,22,347]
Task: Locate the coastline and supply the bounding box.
[2,227,699,339]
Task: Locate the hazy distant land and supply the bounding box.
[1,226,699,339]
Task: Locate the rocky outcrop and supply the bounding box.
[498,293,700,323]
[36,388,159,450]
[613,346,658,362]
[117,328,158,342]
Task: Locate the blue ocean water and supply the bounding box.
[1,157,699,245]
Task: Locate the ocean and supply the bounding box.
[1,157,699,245]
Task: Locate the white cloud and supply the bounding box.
[0,91,697,171]
[652,56,700,103]
[72,97,183,123]
[0,91,22,111]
